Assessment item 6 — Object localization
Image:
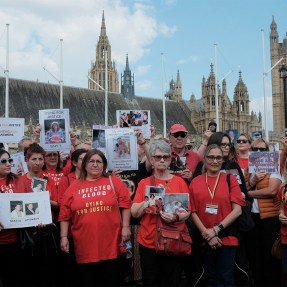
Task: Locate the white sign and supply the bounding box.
[105,128,138,171]
[39,109,71,151]
[0,192,52,229]
[0,118,25,143]
[116,110,151,139]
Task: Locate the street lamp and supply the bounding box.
[280,65,287,128]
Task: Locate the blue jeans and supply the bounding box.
[203,245,237,287]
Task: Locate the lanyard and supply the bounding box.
[205,172,221,199]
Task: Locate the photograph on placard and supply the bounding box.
[248,151,280,173]
[91,125,111,152]
[39,109,71,151]
[31,177,47,192]
[10,152,28,176]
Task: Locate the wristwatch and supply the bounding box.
[216,222,224,230]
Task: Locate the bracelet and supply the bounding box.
[60,236,67,239]
[216,222,224,230]
[212,227,218,236]
[122,225,131,228]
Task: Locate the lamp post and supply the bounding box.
[161,53,167,138]
[5,24,9,118]
[280,65,287,128]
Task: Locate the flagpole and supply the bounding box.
[5,24,9,118]
[161,53,167,138]
[60,39,63,109]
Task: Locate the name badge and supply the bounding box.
[205,203,218,215]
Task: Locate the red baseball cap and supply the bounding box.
[169,124,188,134]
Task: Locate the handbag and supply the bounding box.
[155,215,192,257]
[271,234,281,260]
[227,174,255,232]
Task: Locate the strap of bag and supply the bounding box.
[227,173,231,192]
[109,175,122,223]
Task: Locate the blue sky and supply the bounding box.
[0,0,286,131]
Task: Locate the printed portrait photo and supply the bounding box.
[44,119,66,144]
[10,201,24,219]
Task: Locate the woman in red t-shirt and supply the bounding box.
[189,144,244,286]
[59,149,131,286]
[0,149,28,286]
[132,140,190,286]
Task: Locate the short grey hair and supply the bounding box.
[149,140,171,157]
[18,136,33,151]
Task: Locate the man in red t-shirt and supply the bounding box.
[169,124,210,183]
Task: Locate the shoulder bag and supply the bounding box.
[150,175,192,257]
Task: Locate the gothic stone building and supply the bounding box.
[166,64,262,135]
[270,16,287,133]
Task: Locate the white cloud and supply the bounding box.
[136,64,152,75]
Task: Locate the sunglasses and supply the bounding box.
[237,139,248,144]
[0,158,13,164]
[220,143,231,148]
[153,155,171,161]
[170,132,187,138]
[45,153,59,158]
[251,147,267,152]
[206,155,223,162]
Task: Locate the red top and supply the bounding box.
[277,184,287,244]
[58,172,77,205]
[42,169,65,188]
[62,158,72,175]
[0,176,29,244]
[58,175,131,264]
[237,157,249,170]
[133,175,189,249]
[189,172,245,246]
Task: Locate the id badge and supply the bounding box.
[205,203,218,215]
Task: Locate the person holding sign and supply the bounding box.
[0,149,28,287]
[59,149,131,287]
[189,144,244,286]
[131,140,190,286]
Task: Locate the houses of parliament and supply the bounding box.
[1,13,286,143]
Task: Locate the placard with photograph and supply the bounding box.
[269,142,280,152]
[39,109,70,151]
[248,151,280,173]
[221,169,242,184]
[0,192,52,229]
[31,177,47,192]
[0,118,25,143]
[169,156,187,174]
[92,124,112,153]
[164,193,189,215]
[105,128,138,171]
[144,186,165,214]
[10,152,28,176]
[116,110,151,138]
[250,131,263,142]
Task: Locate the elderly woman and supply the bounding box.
[131,140,190,286]
[246,138,282,286]
[59,149,131,286]
[46,121,65,144]
[189,144,244,286]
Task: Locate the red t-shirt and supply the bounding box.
[133,175,189,249]
[237,157,249,170]
[58,172,77,205]
[189,172,245,246]
[0,176,29,244]
[58,175,131,264]
[42,169,65,188]
[277,184,287,244]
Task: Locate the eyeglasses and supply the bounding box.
[153,155,171,161]
[88,159,103,165]
[170,132,187,138]
[45,153,58,158]
[251,147,267,152]
[205,155,223,162]
[0,158,13,164]
[237,139,248,144]
[220,143,231,148]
